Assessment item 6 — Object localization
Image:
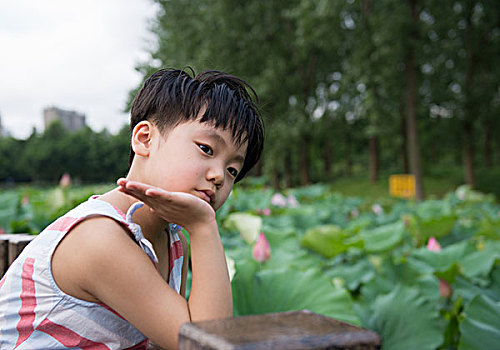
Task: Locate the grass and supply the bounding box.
[329,170,465,201]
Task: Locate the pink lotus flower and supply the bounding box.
[427,237,452,297]
[439,279,452,298]
[59,172,71,188]
[270,193,287,208]
[427,237,442,252]
[255,208,271,216]
[252,232,271,263]
[261,208,271,216]
[0,227,5,235]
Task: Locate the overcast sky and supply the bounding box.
[0,0,158,139]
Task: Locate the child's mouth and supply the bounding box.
[195,190,214,204]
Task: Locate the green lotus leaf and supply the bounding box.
[232,264,360,325]
[434,262,461,284]
[411,241,472,273]
[223,212,262,244]
[231,259,260,316]
[458,294,500,350]
[301,224,353,258]
[411,199,457,241]
[461,241,500,278]
[476,215,500,239]
[453,276,499,304]
[263,228,321,270]
[359,221,405,253]
[418,215,457,239]
[327,259,375,291]
[367,286,444,350]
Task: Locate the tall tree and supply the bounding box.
[404,0,425,200]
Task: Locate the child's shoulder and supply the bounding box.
[51,214,157,302]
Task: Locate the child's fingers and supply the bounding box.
[144,188,170,198]
[116,178,127,186]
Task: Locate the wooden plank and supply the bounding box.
[178,310,381,350]
[0,236,10,277]
[6,234,36,267]
[1,234,29,276]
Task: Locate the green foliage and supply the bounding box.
[367,286,444,350]
[133,0,500,188]
[0,123,129,184]
[301,224,353,258]
[232,262,360,325]
[220,183,500,349]
[0,184,113,233]
[458,294,500,350]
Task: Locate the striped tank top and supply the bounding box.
[0,196,184,349]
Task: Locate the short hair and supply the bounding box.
[130,68,264,182]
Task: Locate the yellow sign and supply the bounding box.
[389,174,416,199]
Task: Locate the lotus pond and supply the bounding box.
[1,182,499,349]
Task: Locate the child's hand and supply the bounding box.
[117,178,216,232]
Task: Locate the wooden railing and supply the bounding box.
[0,234,36,277]
[177,310,380,349]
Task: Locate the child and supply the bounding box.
[0,68,264,349]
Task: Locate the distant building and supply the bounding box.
[43,106,86,132]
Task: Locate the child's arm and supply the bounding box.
[116,179,233,322]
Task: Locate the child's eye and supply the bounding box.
[198,144,213,155]
[228,167,239,178]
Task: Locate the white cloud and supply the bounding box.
[0,0,158,138]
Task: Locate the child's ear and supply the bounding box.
[131,121,154,157]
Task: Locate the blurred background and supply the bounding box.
[1,0,499,198]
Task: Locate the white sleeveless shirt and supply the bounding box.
[0,196,184,349]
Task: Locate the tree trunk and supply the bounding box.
[346,136,352,176]
[405,0,424,200]
[323,137,333,179]
[369,135,379,183]
[400,108,409,173]
[284,151,293,188]
[462,1,477,187]
[463,120,476,187]
[299,135,310,186]
[272,169,281,190]
[299,148,310,186]
[484,119,492,168]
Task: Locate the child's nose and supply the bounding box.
[207,164,224,188]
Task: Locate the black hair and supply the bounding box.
[130,68,264,182]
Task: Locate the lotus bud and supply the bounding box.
[427,237,442,252]
[252,232,271,263]
[59,172,71,188]
[439,279,452,298]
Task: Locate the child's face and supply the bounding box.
[147,119,247,211]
